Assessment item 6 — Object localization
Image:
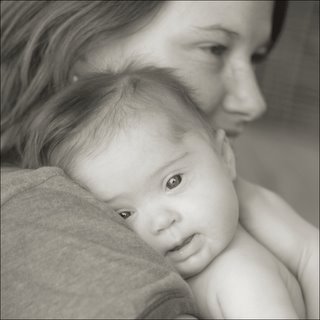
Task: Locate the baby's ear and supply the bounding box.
[215,129,236,180]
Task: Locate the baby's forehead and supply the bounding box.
[130,101,199,143]
[90,91,214,162]
[137,88,205,127]
[82,69,213,156]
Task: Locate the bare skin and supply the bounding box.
[70,114,304,318]
[73,2,319,318]
[188,225,305,319]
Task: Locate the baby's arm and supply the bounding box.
[235,177,319,319]
[188,225,304,319]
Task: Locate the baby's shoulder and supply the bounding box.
[205,226,304,318]
[205,225,287,291]
[188,225,305,318]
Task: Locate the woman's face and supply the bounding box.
[78,1,273,137]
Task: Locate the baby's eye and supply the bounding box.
[117,210,132,219]
[166,174,182,190]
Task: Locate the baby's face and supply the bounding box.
[72,114,239,278]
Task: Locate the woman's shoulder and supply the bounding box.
[1,164,120,225]
[1,166,71,205]
[1,165,197,319]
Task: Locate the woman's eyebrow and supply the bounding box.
[192,23,271,47]
[190,23,272,53]
[192,24,239,38]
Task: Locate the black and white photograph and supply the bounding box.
[1,1,319,319]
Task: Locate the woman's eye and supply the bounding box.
[118,211,132,219]
[166,174,182,190]
[207,44,229,57]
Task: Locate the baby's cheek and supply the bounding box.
[224,208,239,238]
[132,224,162,254]
[220,189,239,229]
[212,211,239,252]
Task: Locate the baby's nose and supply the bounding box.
[150,208,180,234]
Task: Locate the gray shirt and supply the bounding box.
[1,166,196,319]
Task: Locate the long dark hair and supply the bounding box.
[1,1,164,164]
[1,0,288,165]
[271,1,289,49]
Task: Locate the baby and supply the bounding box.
[35,66,305,319]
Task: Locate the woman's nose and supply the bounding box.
[223,62,267,121]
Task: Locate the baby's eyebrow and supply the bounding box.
[104,194,123,204]
[104,152,190,204]
[149,152,189,180]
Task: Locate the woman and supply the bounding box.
[1,1,318,319]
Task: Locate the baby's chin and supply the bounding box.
[171,245,218,280]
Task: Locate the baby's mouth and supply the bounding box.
[168,234,195,252]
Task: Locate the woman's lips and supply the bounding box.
[225,126,244,138]
[226,130,241,138]
[224,121,247,138]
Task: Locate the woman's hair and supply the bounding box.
[1,0,165,164]
[271,1,289,50]
[21,65,207,172]
[1,0,288,165]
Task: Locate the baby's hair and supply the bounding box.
[21,64,212,172]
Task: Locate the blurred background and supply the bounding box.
[234,0,319,227]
